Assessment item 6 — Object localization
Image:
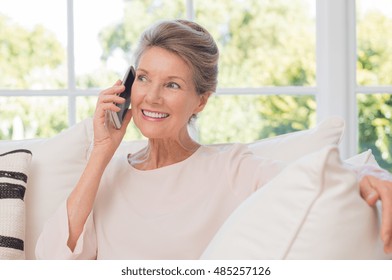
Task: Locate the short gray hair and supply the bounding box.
[134,19,219,95]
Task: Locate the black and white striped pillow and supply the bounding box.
[0,149,32,260]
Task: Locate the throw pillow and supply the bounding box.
[201,145,390,259]
[248,116,344,161]
[0,149,32,260]
[0,118,92,259]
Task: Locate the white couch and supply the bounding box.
[0,117,391,260]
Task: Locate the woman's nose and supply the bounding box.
[145,85,163,104]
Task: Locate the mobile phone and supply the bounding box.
[109,66,135,129]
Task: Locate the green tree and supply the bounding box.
[195,0,315,87]
[0,14,65,89]
[0,14,67,139]
[99,0,186,65]
[357,11,392,170]
[194,0,316,143]
[358,94,392,170]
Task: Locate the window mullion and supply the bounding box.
[216,86,317,96]
[316,0,357,158]
[347,0,358,159]
[186,0,194,21]
[67,0,76,126]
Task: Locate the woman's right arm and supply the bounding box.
[66,80,133,251]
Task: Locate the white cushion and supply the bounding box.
[0,149,32,259]
[0,119,93,259]
[247,116,344,161]
[345,149,380,167]
[201,145,391,259]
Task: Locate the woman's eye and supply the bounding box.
[137,75,147,82]
[167,82,180,89]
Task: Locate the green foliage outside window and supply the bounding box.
[0,15,65,89]
[357,11,392,170]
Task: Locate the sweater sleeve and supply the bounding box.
[35,200,97,260]
[225,144,288,197]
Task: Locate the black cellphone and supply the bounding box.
[109,66,135,129]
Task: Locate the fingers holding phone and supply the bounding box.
[93,67,135,153]
[109,66,135,129]
[95,80,124,128]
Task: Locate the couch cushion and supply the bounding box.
[201,145,391,259]
[0,119,92,259]
[247,116,344,161]
[0,149,32,259]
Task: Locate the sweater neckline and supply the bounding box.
[127,145,205,173]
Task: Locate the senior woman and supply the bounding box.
[36,19,392,259]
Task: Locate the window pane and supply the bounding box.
[197,94,316,144]
[76,96,96,123]
[194,0,316,87]
[0,0,67,89]
[357,0,392,86]
[0,97,68,140]
[74,0,186,89]
[358,93,392,171]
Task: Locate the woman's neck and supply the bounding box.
[129,135,200,170]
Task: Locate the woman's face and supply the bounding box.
[131,46,209,140]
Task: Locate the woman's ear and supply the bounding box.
[194,91,212,114]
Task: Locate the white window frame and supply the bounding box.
[317,0,392,159]
[316,0,357,159]
[3,0,391,160]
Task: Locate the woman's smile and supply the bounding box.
[141,109,170,120]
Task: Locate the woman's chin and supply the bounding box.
[138,127,167,139]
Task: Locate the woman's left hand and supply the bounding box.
[358,164,392,254]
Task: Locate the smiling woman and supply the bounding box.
[34,19,392,260]
[34,19,285,259]
[130,50,210,168]
[131,47,209,141]
[128,19,218,156]
[129,19,218,163]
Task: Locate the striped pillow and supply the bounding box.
[0,149,32,260]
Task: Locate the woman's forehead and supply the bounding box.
[137,47,192,76]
